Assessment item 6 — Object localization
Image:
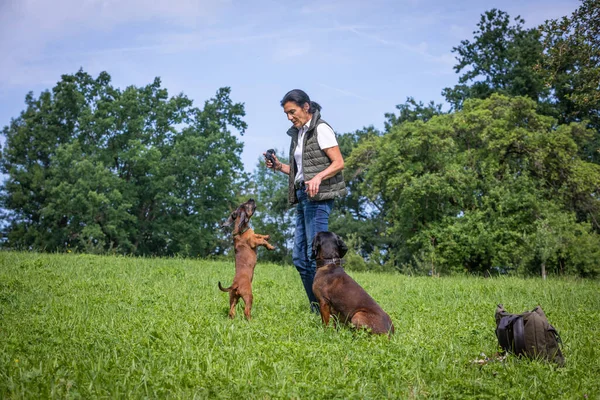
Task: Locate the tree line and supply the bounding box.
[1,73,247,257]
[1,1,599,277]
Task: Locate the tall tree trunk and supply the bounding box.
[541,263,547,280]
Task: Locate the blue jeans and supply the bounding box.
[293,185,334,310]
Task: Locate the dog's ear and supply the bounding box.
[336,234,348,258]
[221,211,236,228]
[311,233,321,259]
[237,210,248,232]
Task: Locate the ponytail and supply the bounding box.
[309,101,321,113]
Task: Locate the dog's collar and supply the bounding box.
[233,227,250,236]
[316,258,345,268]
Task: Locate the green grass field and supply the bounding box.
[1,251,598,399]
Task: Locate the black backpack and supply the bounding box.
[495,304,565,366]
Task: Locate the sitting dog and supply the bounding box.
[311,231,394,335]
[219,198,275,320]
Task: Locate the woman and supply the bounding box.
[264,89,347,311]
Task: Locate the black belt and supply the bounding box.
[294,181,305,189]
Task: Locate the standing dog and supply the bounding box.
[311,231,394,335]
[219,198,275,320]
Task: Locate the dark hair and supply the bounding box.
[280,89,321,113]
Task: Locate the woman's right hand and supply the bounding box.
[263,152,280,170]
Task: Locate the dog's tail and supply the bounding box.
[218,281,232,292]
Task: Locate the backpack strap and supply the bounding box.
[497,315,521,352]
[548,324,563,344]
[512,316,526,356]
[496,315,526,355]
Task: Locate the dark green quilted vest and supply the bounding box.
[286,110,347,205]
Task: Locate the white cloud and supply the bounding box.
[1,0,227,33]
[348,26,454,69]
[0,0,229,86]
[273,40,312,61]
[318,83,373,102]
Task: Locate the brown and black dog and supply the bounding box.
[311,231,394,335]
[219,198,275,320]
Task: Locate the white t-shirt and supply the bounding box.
[294,119,338,183]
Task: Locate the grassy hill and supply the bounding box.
[1,251,598,398]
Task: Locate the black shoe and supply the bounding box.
[310,302,320,314]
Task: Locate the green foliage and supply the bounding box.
[330,3,599,274]
[0,70,247,256]
[2,3,598,279]
[539,0,600,162]
[342,233,395,272]
[443,2,600,162]
[247,152,295,264]
[331,101,447,270]
[329,127,393,263]
[1,252,598,398]
[350,94,600,276]
[384,97,445,131]
[442,9,546,110]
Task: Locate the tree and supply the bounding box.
[440,2,600,236]
[349,94,600,276]
[443,9,547,111]
[0,70,247,256]
[328,99,446,270]
[539,0,600,162]
[384,97,444,130]
[444,2,600,164]
[330,127,388,263]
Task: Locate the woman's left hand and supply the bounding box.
[305,176,322,197]
[304,146,344,198]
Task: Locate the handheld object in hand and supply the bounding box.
[265,149,276,168]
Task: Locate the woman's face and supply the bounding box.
[283,101,311,128]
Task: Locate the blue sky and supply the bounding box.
[0,0,580,173]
